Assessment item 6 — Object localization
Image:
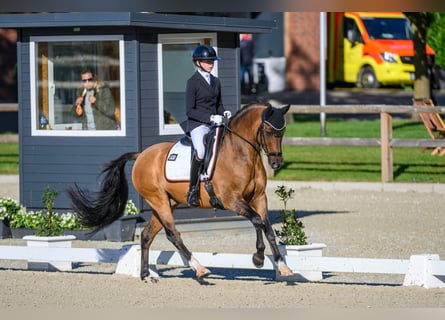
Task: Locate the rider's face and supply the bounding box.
[198,60,215,72]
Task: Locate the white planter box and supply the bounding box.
[276,243,327,282]
[23,235,76,271]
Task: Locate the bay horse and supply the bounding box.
[68,102,293,282]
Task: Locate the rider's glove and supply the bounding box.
[223,110,232,119]
[210,114,223,124]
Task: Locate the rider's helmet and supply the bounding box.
[192,45,220,61]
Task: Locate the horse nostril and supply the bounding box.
[271,162,281,170]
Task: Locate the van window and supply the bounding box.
[343,17,362,43]
[362,17,412,40]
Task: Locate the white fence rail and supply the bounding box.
[0,244,444,288]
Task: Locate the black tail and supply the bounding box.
[67,152,140,231]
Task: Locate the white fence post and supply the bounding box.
[403,254,445,289]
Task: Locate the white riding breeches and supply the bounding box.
[190,124,210,160]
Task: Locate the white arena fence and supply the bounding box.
[0,243,444,288]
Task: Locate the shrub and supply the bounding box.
[1,194,140,233]
[125,199,140,215]
[274,185,307,246]
[0,197,24,220]
[36,186,62,236]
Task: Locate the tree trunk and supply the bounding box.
[406,12,430,101]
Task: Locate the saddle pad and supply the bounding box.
[165,141,217,182]
[165,142,192,182]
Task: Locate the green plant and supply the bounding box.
[124,199,140,215]
[9,210,43,229]
[274,185,307,246]
[2,192,139,233]
[0,196,24,220]
[59,212,84,230]
[36,186,62,236]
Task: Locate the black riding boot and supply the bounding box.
[187,156,203,207]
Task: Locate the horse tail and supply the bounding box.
[67,152,140,231]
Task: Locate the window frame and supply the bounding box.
[29,35,126,137]
[157,33,218,135]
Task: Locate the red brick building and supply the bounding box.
[284,12,321,91]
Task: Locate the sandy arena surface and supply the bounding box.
[0,179,444,310]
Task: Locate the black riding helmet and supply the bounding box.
[192,45,220,61]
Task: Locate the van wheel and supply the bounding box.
[357,66,380,88]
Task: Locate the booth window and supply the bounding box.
[30,35,125,136]
[158,33,218,135]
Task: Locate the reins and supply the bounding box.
[224,124,262,155]
[224,117,285,158]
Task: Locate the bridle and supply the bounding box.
[257,120,286,158]
[224,114,286,159]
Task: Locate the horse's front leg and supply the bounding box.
[252,216,266,268]
[261,217,293,276]
[239,198,293,276]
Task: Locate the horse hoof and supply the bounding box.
[279,265,294,277]
[196,267,211,279]
[252,253,264,268]
[143,276,160,284]
[149,277,160,284]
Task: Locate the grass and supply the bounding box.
[273,116,445,183]
[0,142,18,174]
[1,117,443,183]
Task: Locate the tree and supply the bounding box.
[404,12,431,102]
[427,12,445,69]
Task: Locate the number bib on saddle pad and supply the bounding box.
[165,126,224,182]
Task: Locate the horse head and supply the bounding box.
[259,104,290,170]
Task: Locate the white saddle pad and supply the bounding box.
[165,139,218,182]
[165,142,192,182]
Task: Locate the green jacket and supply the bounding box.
[73,82,117,130]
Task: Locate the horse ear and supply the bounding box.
[263,104,274,119]
[280,104,291,114]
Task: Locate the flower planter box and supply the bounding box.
[276,243,327,282]
[23,235,76,271]
[10,228,36,238]
[63,229,106,241]
[103,215,138,242]
[0,218,11,239]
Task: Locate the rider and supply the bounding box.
[180,44,231,207]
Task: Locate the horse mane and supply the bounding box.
[229,102,271,128]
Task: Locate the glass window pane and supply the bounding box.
[32,38,123,135]
[158,34,217,135]
[162,43,197,124]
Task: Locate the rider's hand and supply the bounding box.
[224,110,232,119]
[210,114,223,124]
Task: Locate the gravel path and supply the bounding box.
[1,182,444,309]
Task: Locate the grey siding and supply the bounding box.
[218,32,241,114]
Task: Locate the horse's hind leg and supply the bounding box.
[146,203,211,280]
[163,224,211,279]
[140,213,163,281]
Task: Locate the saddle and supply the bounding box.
[165,124,226,209]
